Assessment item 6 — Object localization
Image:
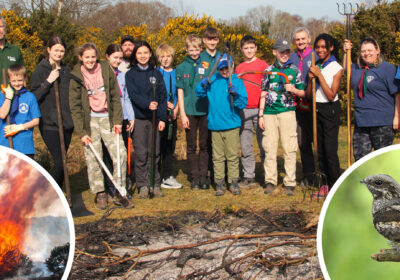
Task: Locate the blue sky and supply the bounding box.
[178,0,386,22]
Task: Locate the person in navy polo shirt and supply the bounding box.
[344,38,400,161]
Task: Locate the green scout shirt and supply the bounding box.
[176,56,208,116]
[261,61,304,115]
[0,40,24,82]
[199,50,221,77]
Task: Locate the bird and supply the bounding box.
[360,174,400,249]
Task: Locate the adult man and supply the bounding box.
[0,16,24,82]
[118,35,135,73]
[289,27,317,185]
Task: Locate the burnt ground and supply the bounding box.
[71,209,321,280]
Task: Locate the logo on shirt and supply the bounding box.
[184,74,190,79]
[288,75,294,81]
[19,103,29,114]
[366,76,374,83]
[307,61,311,67]
[7,56,16,62]
[202,61,210,69]
[198,68,205,75]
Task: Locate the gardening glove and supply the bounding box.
[228,85,237,96]
[1,84,14,100]
[201,78,210,89]
[4,124,25,137]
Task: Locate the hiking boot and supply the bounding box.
[153,186,165,198]
[200,176,210,190]
[191,178,200,190]
[139,186,149,199]
[284,185,295,196]
[263,183,276,194]
[238,177,256,188]
[228,180,242,195]
[161,176,183,189]
[95,192,108,210]
[215,181,225,196]
[312,185,329,199]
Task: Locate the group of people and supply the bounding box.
[1,15,399,209]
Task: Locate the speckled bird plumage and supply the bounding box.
[361,174,400,245]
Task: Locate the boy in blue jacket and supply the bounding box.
[196,55,247,196]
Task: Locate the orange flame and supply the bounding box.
[0,156,48,276]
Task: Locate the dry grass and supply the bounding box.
[32,126,399,225]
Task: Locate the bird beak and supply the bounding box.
[360,179,365,184]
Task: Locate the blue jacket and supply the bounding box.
[290,50,319,87]
[196,73,247,131]
[126,65,167,122]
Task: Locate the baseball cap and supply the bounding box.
[217,54,234,70]
[273,38,291,52]
[121,35,135,45]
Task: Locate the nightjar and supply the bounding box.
[361,174,400,248]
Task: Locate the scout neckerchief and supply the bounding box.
[10,87,27,124]
[296,45,312,75]
[184,56,200,88]
[273,60,293,93]
[358,64,375,99]
[315,54,337,90]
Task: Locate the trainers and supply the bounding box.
[161,176,183,189]
[263,183,276,194]
[153,186,165,198]
[139,186,149,199]
[215,181,225,196]
[191,178,200,190]
[312,185,329,199]
[238,177,256,188]
[200,176,210,190]
[228,181,242,195]
[95,192,108,210]
[284,185,295,196]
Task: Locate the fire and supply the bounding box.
[0,155,48,277]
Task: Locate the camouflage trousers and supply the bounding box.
[353,125,394,161]
[83,117,127,194]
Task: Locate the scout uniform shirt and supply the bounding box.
[0,41,24,82]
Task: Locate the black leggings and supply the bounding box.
[40,128,73,187]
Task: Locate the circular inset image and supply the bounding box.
[0,146,75,279]
[318,144,400,280]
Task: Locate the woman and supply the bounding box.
[31,36,74,187]
[69,43,133,209]
[306,33,343,195]
[344,38,400,161]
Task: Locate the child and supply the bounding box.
[235,35,268,187]
[0,64,41,158]
[306,33,343,197]
[200,26,221,76]
[196,55,247,196]
[156,43,182,189]
[69,43,132,210]
[258,38,305,196]
[177,34,209,190]
[125,41,167,199]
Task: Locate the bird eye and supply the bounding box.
[375,179,383,186]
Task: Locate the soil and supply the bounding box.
[71,209,322,280]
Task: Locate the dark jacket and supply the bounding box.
[30,59,74,131]
[126,65,167,122]
[69,60,122,138]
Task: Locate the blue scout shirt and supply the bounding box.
[352,61,399,127]
[115,68,135,121]
[158,68,177,106]
[0,90,41,154]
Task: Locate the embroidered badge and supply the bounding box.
[19,103,29,114]
[202,61,210,69]
[288,75,294,81]
[198,68,205,75]
[184,74,190,78]
[307,61,312,67]
[7,56,16,62]
[366,76,374,83]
